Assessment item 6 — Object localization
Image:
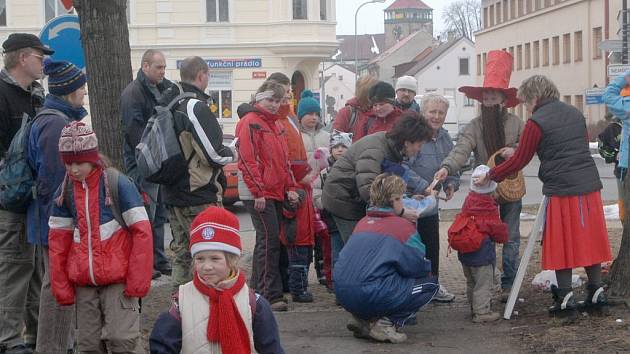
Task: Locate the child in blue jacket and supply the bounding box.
[333,173,438,344]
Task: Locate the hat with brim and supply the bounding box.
[459,50,520,108]
[2,33,54,55]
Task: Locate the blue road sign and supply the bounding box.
[39,15,85,70]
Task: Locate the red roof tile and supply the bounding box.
[386,0,432,11]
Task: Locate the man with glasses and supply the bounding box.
[0,33,53,354]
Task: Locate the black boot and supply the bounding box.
[578,283,609,314]
[548,285,578,319]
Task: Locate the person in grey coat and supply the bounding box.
[405,94,460,303]
[321,113,433,243]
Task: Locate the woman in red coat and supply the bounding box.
[474,75,612,319]
[236,81,299,312]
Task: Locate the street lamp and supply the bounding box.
[354,0,386,80]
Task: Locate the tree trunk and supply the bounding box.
[73,0,132,169]
[609,176,630,297]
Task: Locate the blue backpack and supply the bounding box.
[0,109,60,212]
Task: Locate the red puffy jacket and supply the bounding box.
[236,104,295,201]
[448,192,508,253]
[332,97,373,142]
[48,167,153,305]
[280,185,315,247]
[333,98,403,142]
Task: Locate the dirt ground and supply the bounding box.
[139,205,630,353]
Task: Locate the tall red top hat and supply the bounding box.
[459,50,520,108]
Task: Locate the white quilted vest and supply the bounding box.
[179,281,255,354]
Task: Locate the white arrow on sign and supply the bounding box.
[49,21,80,39]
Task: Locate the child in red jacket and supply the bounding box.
[280,187,316,302]
[48,122,153,352]
[448,165,508,323]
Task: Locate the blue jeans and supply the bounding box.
[499,200,522,289]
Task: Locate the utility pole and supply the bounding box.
[623,0,628,64]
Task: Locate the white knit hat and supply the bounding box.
[470,165,497,194]
[395,75,418,93]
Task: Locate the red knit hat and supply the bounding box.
[58,121,100,165]
[458,50,520,108]
[190,206,242,257]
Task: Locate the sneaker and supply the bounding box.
[292,292,314,303]
[500,288,511,303]
[472,311,501,323]
[347,315,371,339]
[152,270,162,280]
[433,285,455,303]
[270,299,288,312]
[6,344,33,354]
[368,318,407,343]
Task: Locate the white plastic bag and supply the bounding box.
[531,270,584,292]
[403,196,436,219]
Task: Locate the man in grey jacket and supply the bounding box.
[435,50,524,302]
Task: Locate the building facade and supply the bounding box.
[476,0,622,124]
[0,0,337,132]
[396,37,478,137]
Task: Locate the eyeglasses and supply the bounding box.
[29,53,45,61]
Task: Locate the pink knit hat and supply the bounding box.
[58,121,100,165]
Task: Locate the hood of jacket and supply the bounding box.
[344,97,371,112]
[462,192,498,215]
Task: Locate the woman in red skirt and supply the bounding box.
[474,75,612,318]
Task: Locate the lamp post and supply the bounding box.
[354,0,386,81]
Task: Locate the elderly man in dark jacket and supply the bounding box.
[0,33,52,354]
[120,49,173,277]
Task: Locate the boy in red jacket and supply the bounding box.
[48,122,153,352]
[448,165,508,323]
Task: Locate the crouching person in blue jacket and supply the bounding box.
[334,174,439,344]
[149,206,285,354]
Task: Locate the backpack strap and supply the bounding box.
[166,81,196,110]
[347,106,358,132]
[104,167,128,230]
[249,290,258,318]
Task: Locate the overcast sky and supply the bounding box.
[336,0,460,36]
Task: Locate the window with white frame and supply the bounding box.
[208,71,233,119]
[425,88,437,93]
[293,0,307,20]
[464,96,475,107]
[44,0,74,23]
[0,0,6,27]
[207,0,229,23]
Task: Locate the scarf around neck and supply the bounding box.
[192,271,251,354]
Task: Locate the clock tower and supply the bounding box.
[384,0,433,50]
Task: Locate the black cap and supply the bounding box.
[369,81,396,105]
[2,33,54,55]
